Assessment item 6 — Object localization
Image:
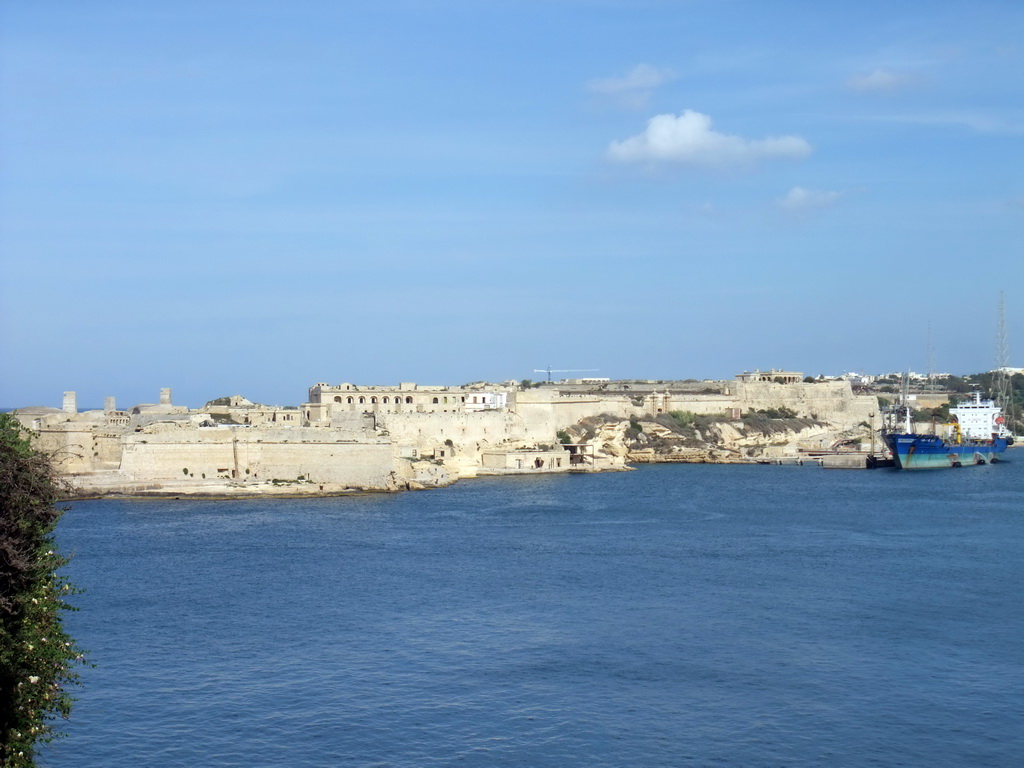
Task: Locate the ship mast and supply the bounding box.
[901,372,912,433]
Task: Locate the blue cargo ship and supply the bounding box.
[883,391,1013,470]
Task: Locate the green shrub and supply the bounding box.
[1,415,86,766]
[748,406,798,419]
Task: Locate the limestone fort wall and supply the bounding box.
[10,376,880,494]
[118,427,397,488]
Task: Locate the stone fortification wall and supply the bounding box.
[730,379,877,427]
[651,393,738,416]
[118,426,397,488]
[510,380,877,439]
[376,409,531,454]
[15,414,131,475]
[510,390,645,435]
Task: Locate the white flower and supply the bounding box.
[28,676,39,684]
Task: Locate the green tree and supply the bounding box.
[1,415,84,767]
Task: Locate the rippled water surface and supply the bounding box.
[48,460,1024,767]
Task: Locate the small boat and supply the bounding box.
[882,385,1013,470]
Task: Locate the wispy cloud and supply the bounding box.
[587,64,675,109]
[858,112,1024,135]
[846,68,918,92]
[777,186,843,211]
[607,110,812,167]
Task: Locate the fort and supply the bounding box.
[10,371,880,497]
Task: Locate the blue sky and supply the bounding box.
[2,0,1022,408]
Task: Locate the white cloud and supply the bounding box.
[777,186,843,211]
[587,64,675,109]
[607,110,812,167]
[846,68,916,92]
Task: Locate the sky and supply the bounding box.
[2,0,1022,408]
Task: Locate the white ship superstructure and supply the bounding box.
[950,392,1009,440]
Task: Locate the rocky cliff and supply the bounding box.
[559,410,870,464]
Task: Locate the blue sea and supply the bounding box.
[48,461,1024,767]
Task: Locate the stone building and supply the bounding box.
[305,381,509,424]
[736,369,804,384]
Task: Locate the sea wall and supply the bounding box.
[117,426,398,488]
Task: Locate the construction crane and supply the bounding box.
[533,366,599,382]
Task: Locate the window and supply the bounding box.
[383,397,389,404]
[333,396,342,403]
[371,397,377,404]
[347,397,354,404]
[405,396,413,404]
[359,397,365,404]
[432,397,439,404]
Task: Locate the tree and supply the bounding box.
[1,414,84,767]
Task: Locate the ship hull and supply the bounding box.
[883,433,1010,470]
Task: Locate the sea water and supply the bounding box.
[47,461,1024,767]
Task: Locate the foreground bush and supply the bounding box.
[1,414,84,768]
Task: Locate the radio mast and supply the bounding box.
[993,291,1010,412]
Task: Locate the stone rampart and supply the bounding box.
[730,379,877,427]
[118,426,397,488]
[375,409,531,453]
[511,381,877,437]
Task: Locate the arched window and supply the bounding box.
[347,397,354,404]
[383,397,389,404]
[358,396,365,404]
[333,396,342,403]
[405,396,413,404]
[432,397,439,404]
[371,397,377,404]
